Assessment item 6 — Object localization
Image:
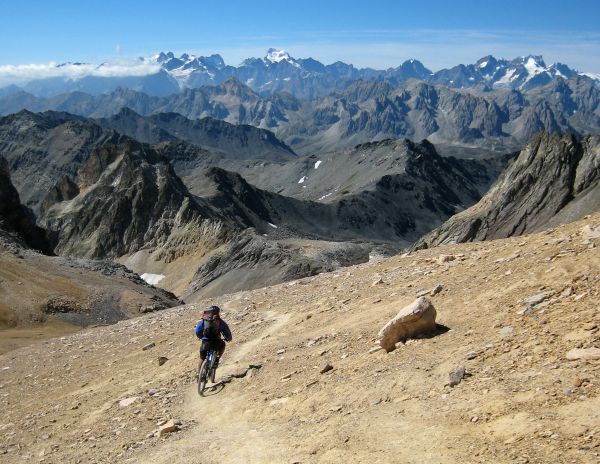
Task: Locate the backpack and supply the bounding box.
[202,311,221,339]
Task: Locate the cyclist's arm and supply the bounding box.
[194,321,203,339]
[221,321,232,342]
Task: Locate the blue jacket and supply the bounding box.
[195,318,232,342]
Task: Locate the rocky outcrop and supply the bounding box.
[0,156,51,253]
[0,110,125,212]
[41,140,230,259]
[414,132,600,249]
[378,297,438,352]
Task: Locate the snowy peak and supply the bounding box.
[265,48,295,64]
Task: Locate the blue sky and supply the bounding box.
[1,0,600,72]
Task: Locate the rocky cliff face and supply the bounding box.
[0,156,51,253]
[41,140,230,260]
[413,132,600,248]
[0,110,125,212]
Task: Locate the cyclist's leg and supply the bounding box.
[198,341,208,374]
[215,339,226,366]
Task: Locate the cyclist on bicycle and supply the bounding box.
[194,305,232,375]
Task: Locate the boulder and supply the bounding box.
[377,297,437,352]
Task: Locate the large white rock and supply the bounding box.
[378,297,437,352]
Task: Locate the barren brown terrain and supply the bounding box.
[1,214,599,463]
[0,249,179,354]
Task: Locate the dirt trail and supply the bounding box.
[131,312,294,464]
[1,214,599,463]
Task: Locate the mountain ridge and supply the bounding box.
[3,51,597,100]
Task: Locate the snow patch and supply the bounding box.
[314,160,322,169]
[524,57,544,76]
[495,68,518,85]
[479,61,488,68]
[318,192,332,201]
[268,222,278,229]
[298,176,306,184]
[140,273,165,285]
[581,72,600,81]
[265,48,300,68]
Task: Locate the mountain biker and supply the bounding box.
[194,305,232,375]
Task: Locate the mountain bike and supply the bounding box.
[197,348,219,395]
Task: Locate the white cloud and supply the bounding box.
[0,59,161,86]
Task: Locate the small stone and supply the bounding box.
[142,342,155,351]
[320,363,334,374]
[372,277,384,286]
[148,389,159,396]
[269,397,289,406]
[465,351,478,360]
[281,373,292,381]
[572,378,584,388]
[157,357,168,366]
[448,366,466,387]
[471,416,479,423]
[369,346,383,354]
[524,293,550,306]
[430,284,443,296]
[158,420,178,436]
[566,347,600,361]
[561,287,574,297]
[438,254,455,264]
[276,349,286,355]
[118,397,139,407]
[306,336,322,347]
[499,326,514,335]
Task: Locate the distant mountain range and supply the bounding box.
[2,50,598,100]
[2,73,598,154]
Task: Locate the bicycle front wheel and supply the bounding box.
[198,359,209,395]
